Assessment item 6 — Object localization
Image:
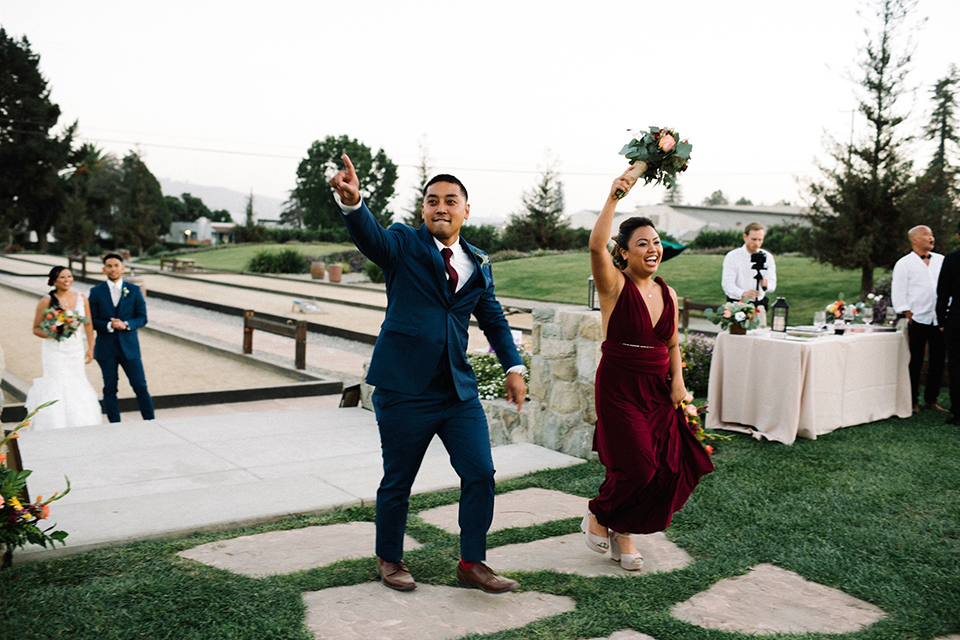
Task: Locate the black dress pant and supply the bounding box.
[908,320,946,405]
[944,326,960,413]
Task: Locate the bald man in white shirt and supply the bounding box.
[892,225,947,413]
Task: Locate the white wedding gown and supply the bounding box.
[24,293,104,430]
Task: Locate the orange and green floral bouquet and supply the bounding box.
[38,306,88,341]
[679,392,730,455]
[1,402,70,566]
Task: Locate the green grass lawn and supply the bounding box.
[1,408,957,639]
[137,243,353,272]
[492,252,888,326]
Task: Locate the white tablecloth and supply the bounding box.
[706,330,912,444]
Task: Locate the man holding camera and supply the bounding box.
[721,222,777,309]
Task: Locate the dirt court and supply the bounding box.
[0,284,310,399]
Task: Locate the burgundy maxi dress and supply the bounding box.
[588,275,714,534]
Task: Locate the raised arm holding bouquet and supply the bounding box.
[580,133,712,572]
[615,126,692,198]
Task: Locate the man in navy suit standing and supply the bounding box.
[88,253,155,423]
[329,154,526,594]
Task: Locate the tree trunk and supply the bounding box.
[861,265,874,301]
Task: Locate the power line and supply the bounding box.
[75,135,801,178]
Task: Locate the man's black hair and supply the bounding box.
[424,174,468,202]
[102,252,124,264]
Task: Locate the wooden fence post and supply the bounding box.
[243,310,255,354]
[295,320,307,370]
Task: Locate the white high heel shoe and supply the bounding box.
[580,510,609,554]
[609,531,643,571]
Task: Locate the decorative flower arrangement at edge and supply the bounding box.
[1,401,71,568]
[704,299,762,332]
[679,392,730,455]
[616,126,693,196]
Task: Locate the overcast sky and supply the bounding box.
[3,0,958,222]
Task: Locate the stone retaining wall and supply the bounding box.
[360,305,603,459]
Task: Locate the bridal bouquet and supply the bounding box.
[616,126,692,196]
[38,307,89,341]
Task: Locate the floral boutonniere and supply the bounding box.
[474,249,491,269]
[121,287,130,298]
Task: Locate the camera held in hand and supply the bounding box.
[750,251,767,292]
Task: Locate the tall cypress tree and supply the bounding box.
[909,66,960,245]
[0,28,75,250]
[803,0,921,298]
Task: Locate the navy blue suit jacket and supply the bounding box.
[88,280,148,361]
[341,202,522,399]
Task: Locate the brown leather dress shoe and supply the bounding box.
[456,562,518,594]
[926,402,950,413]
[377,558,416,591]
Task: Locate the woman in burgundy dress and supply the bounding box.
[580,166,714,570]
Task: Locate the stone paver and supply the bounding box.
[419,487,587,533]
[178,522,421,577]
[670,563,886,635]
[933,635,960,640]
[302,582,575,640]
[487,532,692,577]
[585,631,657,640]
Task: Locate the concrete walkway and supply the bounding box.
[16,406,584,562]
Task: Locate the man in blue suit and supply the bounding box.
[330,154,526,594]
[88,253,155,423]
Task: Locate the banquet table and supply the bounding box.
[705,329,912,444]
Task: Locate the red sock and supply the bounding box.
[459,559,477,570]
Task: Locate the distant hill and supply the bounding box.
[159,179,284,223]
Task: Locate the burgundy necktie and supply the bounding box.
[441,247,459,294]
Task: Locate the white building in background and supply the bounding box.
[568,204,809,243]
[165,217,236,245]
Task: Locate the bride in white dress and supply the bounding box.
[24,266,103,430]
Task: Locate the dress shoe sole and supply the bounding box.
[456,579,517,594]
[379,578,416,591]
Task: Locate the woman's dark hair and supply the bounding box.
[612,216,657,270]
[46,266,70,310]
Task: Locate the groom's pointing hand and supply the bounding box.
[328,153,361,207]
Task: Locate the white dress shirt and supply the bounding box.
[721,245,777,301]
[892,251,943,325]
[109,278,124,306]
[432,236,475,293]
[105,278,125,333]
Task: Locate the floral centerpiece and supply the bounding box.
[616,126,692,197]
[679,392,730,455]
[704,299,761,334]
[826,294,864,322]
[1,401,71,568]
[38,306,89,341]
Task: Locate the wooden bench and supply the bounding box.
[242,310,308,370]
[160,257,202,273]
[175,258,198,273]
